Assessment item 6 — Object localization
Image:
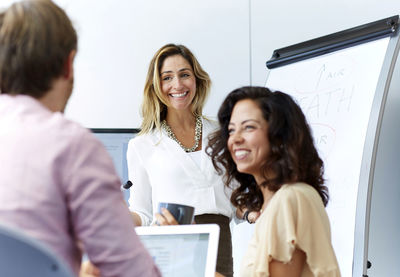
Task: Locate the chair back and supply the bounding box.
[0,223,75,277]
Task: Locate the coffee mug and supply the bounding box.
[157,202,195,225]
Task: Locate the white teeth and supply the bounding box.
[170,92,188,97]
[235,150,249,158]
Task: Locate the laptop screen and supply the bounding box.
[135,224,220,277]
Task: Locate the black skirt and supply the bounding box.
[194,214,233,277]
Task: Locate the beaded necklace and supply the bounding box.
[161,115,202,153]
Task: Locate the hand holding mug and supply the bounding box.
[154,207,179,225]
[154,202,195,225]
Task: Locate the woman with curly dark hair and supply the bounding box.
[207,86,340,277]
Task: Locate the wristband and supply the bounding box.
[243,210,252,224]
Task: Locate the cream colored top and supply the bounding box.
[241,182,341,277]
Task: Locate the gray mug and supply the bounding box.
[157,202,195,225]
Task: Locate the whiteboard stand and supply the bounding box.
[263,15,400,277]
[362,18,400,277]
[353,16,400,277]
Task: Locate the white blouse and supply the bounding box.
[127,117,235,226]
[187,150,201,167]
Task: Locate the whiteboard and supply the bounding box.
[264,37,390,276]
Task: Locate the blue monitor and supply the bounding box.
[90,128,139,204]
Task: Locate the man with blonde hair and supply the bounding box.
[0,1,160,276]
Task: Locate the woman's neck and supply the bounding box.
[260,186,275,211]
[165,109,196,131]
[163,109,202,152]
[254,171,278,210]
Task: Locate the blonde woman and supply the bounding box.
[127,44,237,276]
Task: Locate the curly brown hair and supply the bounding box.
[207,86,328,211]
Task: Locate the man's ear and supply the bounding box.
[63,50,76,79]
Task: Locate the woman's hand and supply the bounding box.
[130,211,142,226]
[80,261,100,277]
[153,208,179,225]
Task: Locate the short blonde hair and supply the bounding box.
[140,44,211,134]
[0,0,77,98]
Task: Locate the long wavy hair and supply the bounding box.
[207,86,328,211]
[139,44,211,134]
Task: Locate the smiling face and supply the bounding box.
[227,99,270,183]
[160,54,196,113]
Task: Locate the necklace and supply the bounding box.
[161,115,202,153]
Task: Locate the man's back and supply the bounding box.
[0,94,79,269]
[0,94,160,276]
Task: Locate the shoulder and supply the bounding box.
[43,117,115,185]
[55,115,96,142]
[52,116,105,157]
[266,183,325,219]
[258,183,328,231]
[129,131,159,147]
[127,130,162,157]
[275,182,321,203]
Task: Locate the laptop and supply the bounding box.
[135,224,220,277]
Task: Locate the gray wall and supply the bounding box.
[367,37,400,276]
